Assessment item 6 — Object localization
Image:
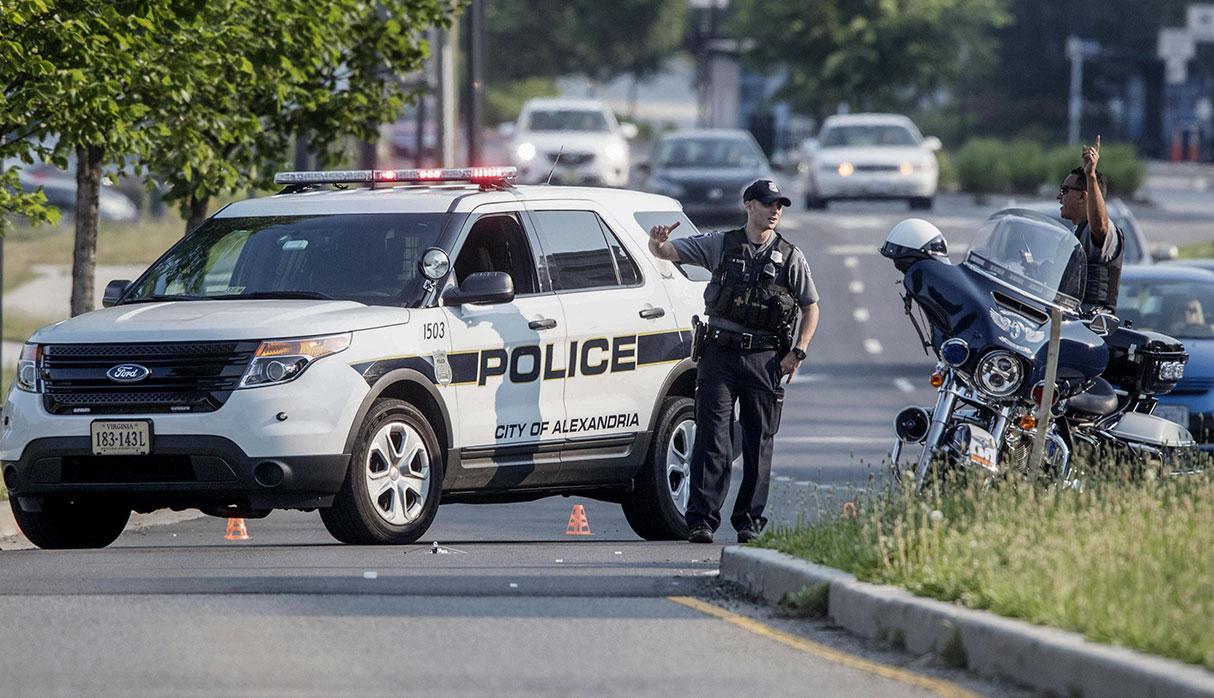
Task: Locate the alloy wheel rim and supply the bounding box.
[666,418,694,515]
[363,421,431,526]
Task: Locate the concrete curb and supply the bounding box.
[721,546,1214,698]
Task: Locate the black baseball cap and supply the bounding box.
[743,179,791,207]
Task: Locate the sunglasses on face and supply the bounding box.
[1059,185,1086,196]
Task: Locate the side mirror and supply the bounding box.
[1150,244,1179,262]
[619,122,639,140]
[498,122,516,139]
[102,279,130,307]
[443,271,515,306]
[922,136,943,152]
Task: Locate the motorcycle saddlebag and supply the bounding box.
[1104,326,1188,395]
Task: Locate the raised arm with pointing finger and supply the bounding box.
[1082,134,1111,245]
[647,221,681,261]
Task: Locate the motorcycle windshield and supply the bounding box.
[962,209,1086,310]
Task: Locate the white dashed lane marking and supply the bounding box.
[843,256,858,269]
[853,307,870,322]
[893,377,915,393]
[863,338,883,354]
[848,280,865,294]
[826,244,879,256]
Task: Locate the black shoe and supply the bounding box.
[736,529,759,544]
[687,525,713,544]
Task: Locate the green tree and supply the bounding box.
[145,0,462,234]
[729,0,1011,119]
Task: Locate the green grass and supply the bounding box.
[4,217,186,292]
[759,472,1214,670]
[1179,241,1214,259]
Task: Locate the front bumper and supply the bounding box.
[3,435,348,510]
[812,170,937,199]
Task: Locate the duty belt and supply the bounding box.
[707,326,782,351]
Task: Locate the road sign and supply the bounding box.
[1188,4,1214,41]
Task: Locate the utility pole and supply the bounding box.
[464,0,485,165]
[1066,35,1101,145]
[437,21,458,167]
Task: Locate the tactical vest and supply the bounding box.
[1076,222,1123,310]
[704,228,799,333]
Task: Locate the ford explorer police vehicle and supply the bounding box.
[2,167,717,548]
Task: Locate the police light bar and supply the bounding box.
[273,167,516,186]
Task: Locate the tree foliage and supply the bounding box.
[729,0,1011,118]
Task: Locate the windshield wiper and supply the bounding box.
[120,294,208,305]
[214,291,336,301]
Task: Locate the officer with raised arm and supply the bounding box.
[1057,134,1124,314]
[647,180,820,543]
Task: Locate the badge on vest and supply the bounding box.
[769,250,783,264]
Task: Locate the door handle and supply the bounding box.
[639,307,666,319]
[528,318,558,330]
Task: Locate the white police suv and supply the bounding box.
[3,167,713,548]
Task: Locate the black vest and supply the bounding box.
[703,228,799,333]
[1076,221,1123,310]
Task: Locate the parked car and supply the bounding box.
[1116,264,1214,450]
[505,98,636,187]
[638,129,773,222]
[17,166,139,222]
[800,113,940,210]
[1162,258,1214,274]
[1015,198,1158,266]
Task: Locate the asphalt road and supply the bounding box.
[2,178,1205,695]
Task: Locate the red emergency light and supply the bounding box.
[274,167,516,187]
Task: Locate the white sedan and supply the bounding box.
[802,113,940,210]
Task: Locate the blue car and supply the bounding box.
[1117,265,1214,450]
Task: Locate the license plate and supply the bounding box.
[967,425,999,473]
[90,420,152,456]
[1154,404,1190,427]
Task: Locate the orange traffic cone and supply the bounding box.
[841,501,857,519]
[565,504,592,536]
[224,517,250,541]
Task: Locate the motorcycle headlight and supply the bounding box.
[239,333,351,389]
[940,338,969,367]
[16,343,42,393]
[975,350,1023,398]
[1157,361,1185,382]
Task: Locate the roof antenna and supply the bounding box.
[544,146,565,185]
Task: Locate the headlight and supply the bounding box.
[604,142,626,162]
[940,338,969,367]
[836,161,855,177]
[975,350,1023,398]
[239,333,351,389]
[515,142,536,162]
[16,343,41,393]
[1158,361,1185,382]
[899,161,915,176]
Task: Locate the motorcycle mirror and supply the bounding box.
[1088,313,1120,336]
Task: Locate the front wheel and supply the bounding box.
[320,399,443,544]
[622,396,695,540]
[11,497,130,549]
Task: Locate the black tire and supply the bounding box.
[622,396,695,541]
[909,196,934,210]
[320,398,443,544]
[11,496,130,549]
[805,193,827,209]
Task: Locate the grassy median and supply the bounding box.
[759,471,1214,670]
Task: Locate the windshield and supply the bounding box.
[1118,279,1214,340]
[525,109,610,132]
[963,209,1086,310]
[124,213,450,307]
[654,137,765,169]
[821,124,918,148]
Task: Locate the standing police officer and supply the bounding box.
[647,180,820,543]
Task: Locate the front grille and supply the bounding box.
[548,151,594,166]
[855,164,900,173]
[59,455,196,483]
[41,341,259,415]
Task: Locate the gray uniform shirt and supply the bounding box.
[671,229,818,334]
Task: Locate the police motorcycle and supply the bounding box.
[880,210,1196,488]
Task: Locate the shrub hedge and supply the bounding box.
[954,139,1145,197]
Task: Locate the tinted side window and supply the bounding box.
[532,211,620,291]
[633,211,712,282]
[597,216,642,286]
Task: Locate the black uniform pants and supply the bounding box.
[686,341,785,533]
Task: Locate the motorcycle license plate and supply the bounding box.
[90,420,152,456]
[1153,404,1189,427]
[967,426,999,473]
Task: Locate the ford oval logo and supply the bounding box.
[106,364,151,383]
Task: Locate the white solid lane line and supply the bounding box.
[826,244,879,256]
[853,307,870,322]
[777,436,879,444]
[863,338,883,354]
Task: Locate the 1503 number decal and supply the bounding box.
[423,322,446,340]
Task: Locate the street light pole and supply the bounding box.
[1067,35,1101,145]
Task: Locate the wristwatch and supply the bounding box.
[791,347,806,361]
